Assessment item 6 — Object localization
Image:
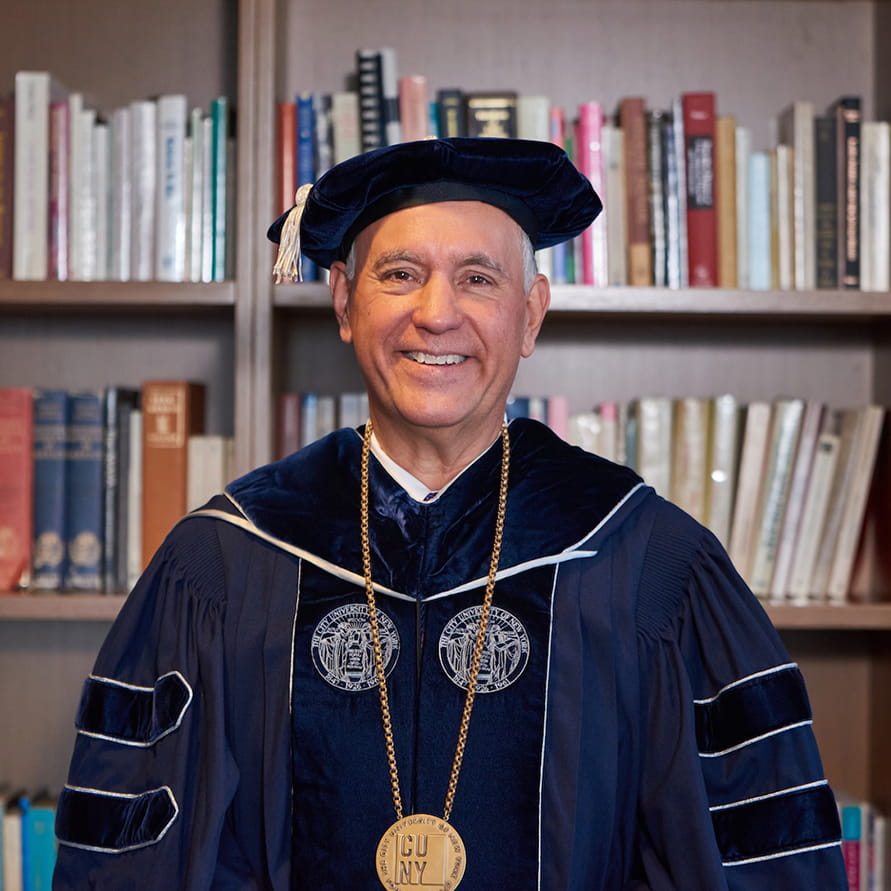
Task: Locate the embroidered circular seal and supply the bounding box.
[312,603,400,691]
[439,606,530,693]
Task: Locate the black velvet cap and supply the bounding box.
[267,137,602,270]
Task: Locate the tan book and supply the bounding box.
[704,394,740,549]
[141,380,206,569]
[619,97,652,286]
[715,114,737,288]
[748,397,805,598]
[727,401,772,581]
[778,100,816,290]
[670,397,710,524]
[632,396,673,498]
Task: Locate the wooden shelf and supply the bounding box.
[272,282,891,319]
[0,280,237,310]
[766,602,891,631]
[0,594,125,622]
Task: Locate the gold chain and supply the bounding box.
[361,420,510,823]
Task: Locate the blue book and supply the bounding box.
[64,390,104,592]
[210,96,230,282]
[31,390,68,591]
[296,91,318,282]
[748,151,772,290]
[20,795,57,891]
[505,395,530,421]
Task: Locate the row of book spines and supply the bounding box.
[839,798,890,891]
[0,73,234,283]
[0,383,230,596]
[1,790,57,891]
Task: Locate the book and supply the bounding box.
[199,111,214,282]
[357,48,386,151]
[3,793,23,891]
[814,114,838,289]
[704,393,740,549]
[48,97,70,281]
[859,121,890,293]
[126,406,142,591]
[187,434,233,511]
[64,390,104,591]
[13,71,66,280]
[436,88,465,139]
[109,105,132,281]
[72,104,98,281]
[768,400,825,600]
[20,793,56,890]
[619,96,651,286]
[93,117,111,280]
[824,405,885,603]
[632,396,673,497]
[186,106,206,282]
[0,92,12,280]
[101,386,140,594]
[130,98,157,281]
[748,397,805,598]
[141,381,206,569]
[378,48,401,146]
[603,122,627,287]
[276,392,301,460]
[727,400,772,581]
[464,91,517,139]
[786,413,842,604]
[734,125,751,290]
[778,100,816,290]
[331,91,360,164]
[660,112,682,290]
[276,100,296,215]
[295,91,318,281]
[681,91,718,287]
[671,96,689,289]
[155,94,188,281]
[772,145,794,290]
[669,396,709,524]
[576,101,607,286]
[399,75,429,142]
[747,151,772,290]
[830,96,861,289]
[31,390,68,591]
[210,96,230,282]
[715,114,737,288]
[0,388,34,592]
[646,109,667,287]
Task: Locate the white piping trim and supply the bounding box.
[56,784,179,853]
[76,670,193,748]
[288,559,302,719]
[699,720,813,758]
[693,662,798,705]
[710,779,829,812]
[723,839,842,867]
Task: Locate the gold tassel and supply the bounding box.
[272,183,314,283]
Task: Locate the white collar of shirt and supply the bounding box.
[368,426,502,504]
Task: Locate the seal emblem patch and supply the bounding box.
[312,603,400,691]
[439,606,529,693]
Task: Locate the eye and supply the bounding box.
[380,268,416,282]
[464,272,495,286]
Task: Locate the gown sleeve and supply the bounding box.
[52,515,241,890]
[633,499,848,890]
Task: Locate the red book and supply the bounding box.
[619,97,652,286]
[575,101,607,286]
[276,100,296,216]
[0,388,34,591]
[0,93,13,280]
[399,75,429,142]
[682,91,718,286]
[141,381,206,569]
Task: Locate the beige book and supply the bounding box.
[705,394,740,549]
[633,396,673,497]
[670,397,710,523]
[716,115,737,287]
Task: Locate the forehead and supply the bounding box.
[352,200,525,263]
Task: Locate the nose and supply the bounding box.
[412,273,463,333]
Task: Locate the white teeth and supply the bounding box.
[405,352,466,365]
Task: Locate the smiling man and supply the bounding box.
[53,138,846,890]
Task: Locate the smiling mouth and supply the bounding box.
[404,351,467,366]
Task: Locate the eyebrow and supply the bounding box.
[371,250,507,276]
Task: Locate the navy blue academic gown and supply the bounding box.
[53,418,847,889]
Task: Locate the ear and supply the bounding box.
[520,273,551,358]
[329,261,353,344]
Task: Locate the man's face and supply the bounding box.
[330,200,550,448]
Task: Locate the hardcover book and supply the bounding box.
[704,393,740,549]
[619,97,652,286]
[575,101,607,286]
[814,114,838,289]
[141,380,206,569]
[109,105,133,281]
[669,396,710,524]
[276,101,296,217]
[210,96,231,282]
[0,388,33,592]
[32,389,68,591]
[0,92,12,280]
[830,96,861,289]
[715,114,737,288]
[64,390,104,591]
[778,100,816,290]
[130,98,157,281]
[681,91,718,287]
[464,91,517,139]
[155,94,188,282]
[436,88,465,139]
[399,75,430,142]
[48,98,70,281]
[357,48,386,151]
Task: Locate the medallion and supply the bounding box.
[376,814,466,890]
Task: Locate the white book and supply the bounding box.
[72,106,98,280]
[187,107,205,282]
[13,71,62,280]
[130,98,157,281]
[778,100,815,290]
[735,125,752,290]
[331,91,361,164]
[93,118,110,279]
[109,106,132,281]
[126,407,143,592]
[748,397,804,597]
[774,145,794,290]
[200,114,214,283]
[187,434,232,511]
[3,797,23,891]
[860,121,890,293]
[671,96,688,289]
[786,424,841,604]
[517,95,550,141]
[825,405,885,603]
[769,400,825,600]
[705,393,740,549]
[155,94,188,281]
[728,400,772,581]
[67,91,85,279]
[634,396,673,498]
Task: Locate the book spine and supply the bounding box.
[734,125,751,289]
[576,101,607,286]
[859,121,890,293]
[313,93,333,178]
[276,100,296,215]
[200,113,214,282]
[73,107,98,281]
[93,118,110,280]
[835,96,861,289]
[32,390,68,591]
[646,110,667,287]
[620,97,652,286]
[748,152,772,290]
[604,122,627,287]
[357,48,385,152]
[210,96,229,282]
[187,107,205,283]
[331,91,360,165]
[436,88,465,139]
[109,106,132,281]
[295,92,317,281]
[463,91,517,139]
[48,99,70,281]
[715,114,737,287]
[682,91,718,287]
[704,393,739,549]
[814,115,838,289]
[378,48,402,145]
[13,71,51,280]
[130,99,157,282]
[0,92,13,280]
[64,390,104,591]
[399,76,432,142]
[141,381,206,569]
[0,388,34,592]
[155,94,188,282]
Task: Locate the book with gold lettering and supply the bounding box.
[464,91,517,139]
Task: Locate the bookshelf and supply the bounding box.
[0,0,889,827]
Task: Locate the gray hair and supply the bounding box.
[343,227,539,291]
